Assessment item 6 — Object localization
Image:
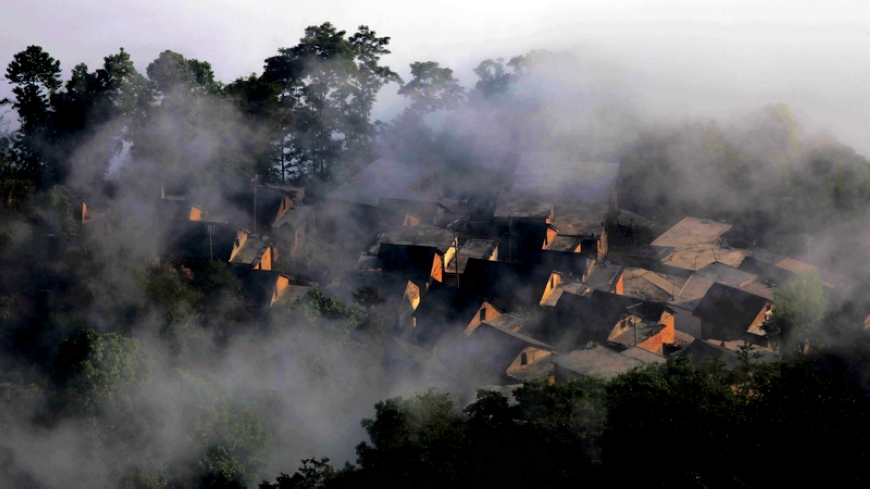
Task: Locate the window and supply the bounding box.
[520,352,528,365]
[480,308,487,321]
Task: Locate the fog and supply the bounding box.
[2,1,869,151]
[2,1,870,487]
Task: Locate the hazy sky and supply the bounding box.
[2,0,869,151]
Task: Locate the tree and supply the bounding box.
[4,46,62,186]
[52,329,153,417]
[397,62,464,115]
[763,271,829,351]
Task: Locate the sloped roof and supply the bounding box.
[273,205,314,230]
[379,226,455,253]
[446,238,499,274]
[461,258,554,309]
[412,281,488,346]
[693,283,770,341]
[377,244,439,280]
[327,158,434,206]
[229,234,270,266]
[232,269,284,310]
[551,347,643,379]
[652,217,732,248]
[165,221,237,261]
[672,262,758,311]
[546,290,670,352]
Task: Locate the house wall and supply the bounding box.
[272,274,291,305]
[540,272,562,304]
[255,247,273,271]
[403,213,421,227]
[430,252,444,282]
[189,207,204,221]
[406,280,422,310]
[465,302,502,334]
[637,312,675,355]
[598,229,608,260]
[506,347,553,376]
[545,227,558,248]
[613,274,624,295]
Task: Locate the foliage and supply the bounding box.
[763,271,829,350]
[52,329,153,415]
[397,62,465,115]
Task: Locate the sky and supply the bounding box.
[1,0,869,152]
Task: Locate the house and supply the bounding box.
[611,209,657,247]
[378,244,445,283]
[372,225,458,283]
[650,217,746,274]
[677,338,779,368]
[441,322,557,385]
[584,260,624,295]
[164,222,274,270]
[692,283,772,348]
[233,269,305,313]
[543,290,675,355]
[551,347,643,383]
[443,237,499,286]
[621,267,685,302]
[324,158,437,233]
[409,281,502,347]
[461,258,562,309]
[227,183,302,234]
[272,205,316,251]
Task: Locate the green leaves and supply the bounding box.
[398,62,465,115]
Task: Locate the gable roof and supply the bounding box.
[377,243,440,280]
[411,281,488,346]
[165,221,237,262]
[229,234,270,266]
[379,225,455,253]
[672,262,758,311]
[232,269,288,310]
[693,283,770,341]
[551,347,643,379]
[327,158,434,206]
[546,290,670,352]
[738,255,798,286]
[437,322,555,386]
[461,258,555,309]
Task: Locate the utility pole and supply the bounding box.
[207,224,214,260]
[252,174,261,235]
[508,215,512,263]
[449,219,461,289]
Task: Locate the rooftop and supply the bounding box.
[652,217,732,248]
[493,196,554,220]
[672,262,758,311]
[229,234,270,266]
[622,268,685,302]
[620,346,666,363]
[379,226,456,253]
[273,205,314,230]
[446,238,498,274]
[327,158,435,207]
[482,312,526,333]
[551,347,643,379]
[693,283,771,341]
[585,261,624,293]
[550,205,609,236]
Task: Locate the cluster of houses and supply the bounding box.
[319,152,851,392]
[75,179,316,314]
[70,152,852,393]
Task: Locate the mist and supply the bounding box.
[2,3,870,487]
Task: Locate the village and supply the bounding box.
[73,152,853,395]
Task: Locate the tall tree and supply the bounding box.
[397,62,464,115]
[4,46,62,186]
